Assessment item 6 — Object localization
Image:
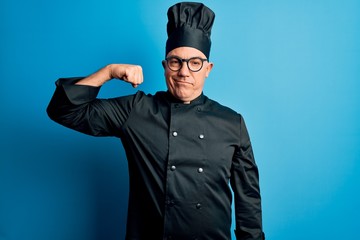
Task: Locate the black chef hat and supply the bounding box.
[165,2,215,59]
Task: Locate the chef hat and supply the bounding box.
[165,2,215,59]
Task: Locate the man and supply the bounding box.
[47,2,264,240]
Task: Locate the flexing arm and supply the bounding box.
[47,64,144,137]
[76,64,143,87]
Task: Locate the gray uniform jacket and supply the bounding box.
[47,78,264,240]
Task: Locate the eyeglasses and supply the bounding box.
[165,56,208,72]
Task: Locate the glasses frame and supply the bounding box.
[165,56,208,72]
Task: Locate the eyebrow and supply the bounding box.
[167,55,204,59]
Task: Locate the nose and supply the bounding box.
[178,61,190,77]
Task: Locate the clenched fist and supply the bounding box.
[109,64,144,88]
[75,64,144,88]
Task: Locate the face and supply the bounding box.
[162,47,213,103]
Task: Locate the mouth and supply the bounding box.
[174,79,193,85]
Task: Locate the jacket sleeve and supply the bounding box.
[46,77,138,137]
[230,115,265,240]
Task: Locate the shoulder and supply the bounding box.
[203,96,242,121]
[118,90,156,103]
[120,91,168,108]
[133,90,167,100]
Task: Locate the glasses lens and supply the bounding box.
[167,57,181,71]
[188,58,203,72]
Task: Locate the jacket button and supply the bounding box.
[199,134,204,139]
[166,199,175,207]
[170,165,176,171]
[196,203,202,209]
[172,131,178,137]
[197,168,203,173]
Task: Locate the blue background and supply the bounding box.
[1,0,359,239]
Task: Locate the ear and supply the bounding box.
[205,62,214,78]
[162,60,166,69]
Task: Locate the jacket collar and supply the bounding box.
[165,91,206,105]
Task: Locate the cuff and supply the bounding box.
[55,77,101,105]
[234,229,265,240]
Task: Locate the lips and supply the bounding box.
[173,79,193,85]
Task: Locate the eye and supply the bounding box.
[168,57,181,65]
[170,59,180,64]
[189,58,202,66]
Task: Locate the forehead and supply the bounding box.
[167,47,206,58]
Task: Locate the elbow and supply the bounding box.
[46,102,60,123]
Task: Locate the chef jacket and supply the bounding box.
[47,77,264,240]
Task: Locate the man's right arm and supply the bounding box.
[46,64,144,136]
[75,64,143,88]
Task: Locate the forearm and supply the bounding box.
[232,158,264,240]
[75,65,112,87]
[76,63,143,88]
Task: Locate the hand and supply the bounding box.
[109,64,144,88]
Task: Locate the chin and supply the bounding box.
[174,95,189,102]
[175,91,192,100]
[169,88,187,98]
